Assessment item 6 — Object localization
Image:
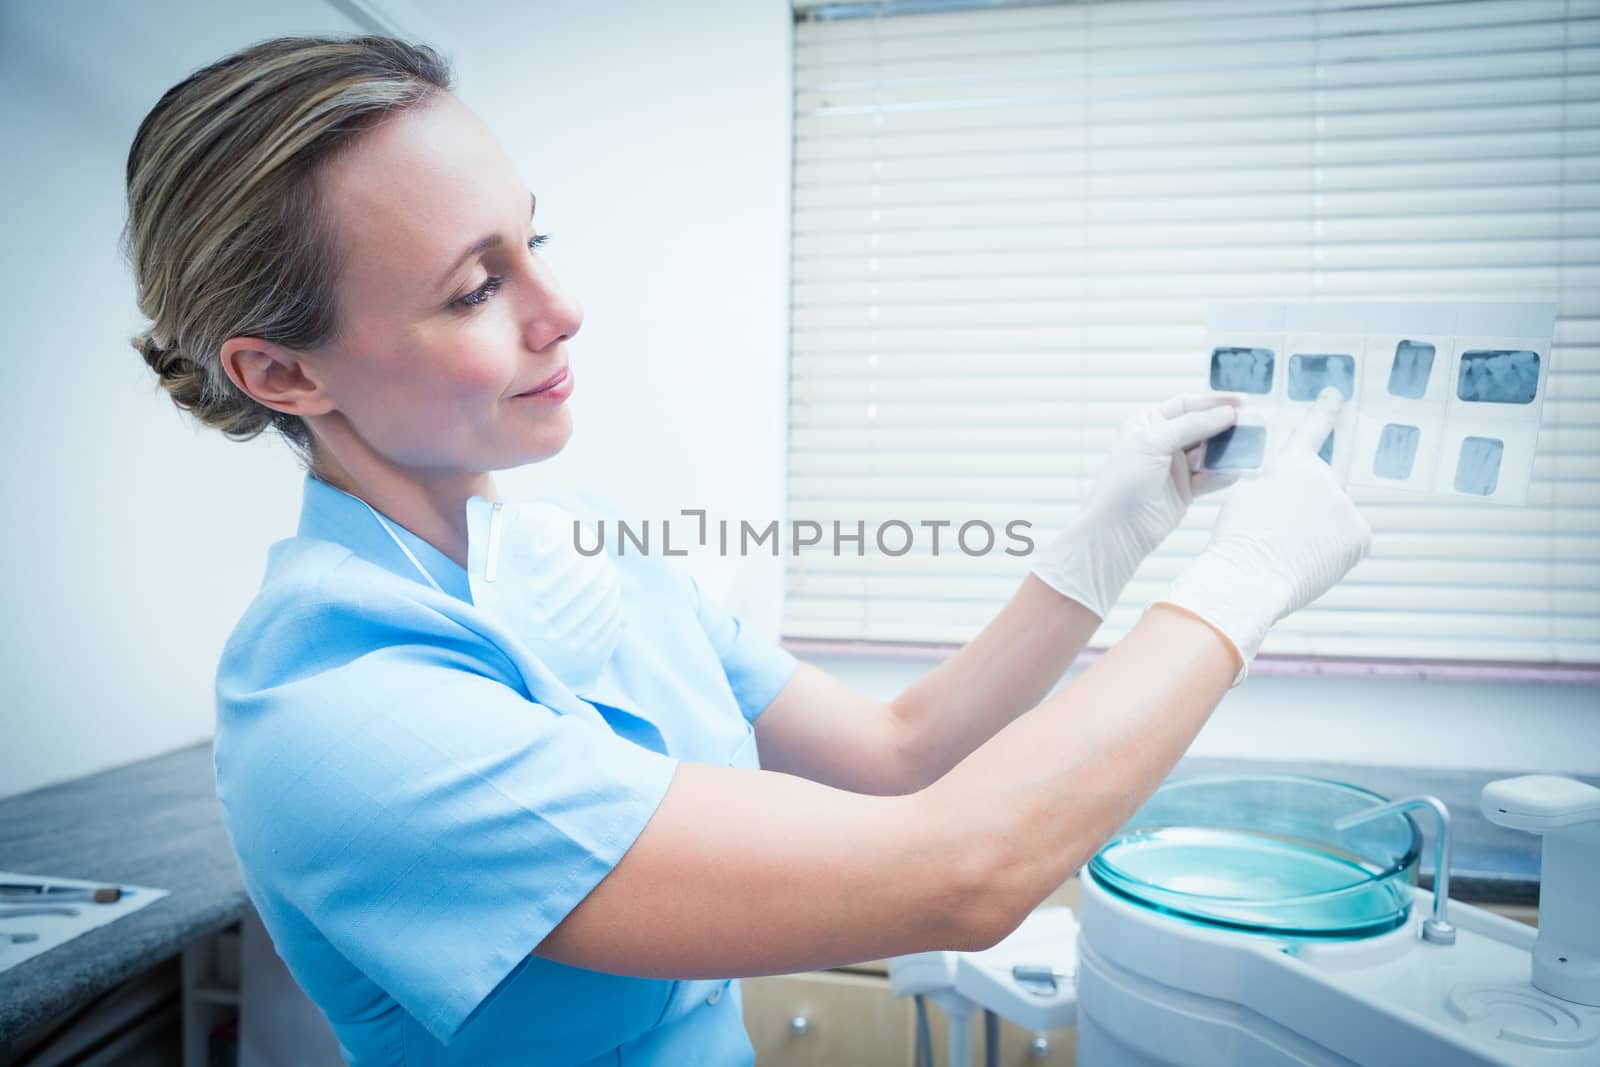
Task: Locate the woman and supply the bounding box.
[125,35,1369,1067]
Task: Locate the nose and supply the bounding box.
[521,256,583,351]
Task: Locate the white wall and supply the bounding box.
[0,0,794,799]
[450,0,795,635]
[3,0,1593,802]
[1,1,351,801]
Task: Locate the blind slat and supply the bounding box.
[782,598,1600,642]
[796,69,1600,139]
[780,496,1600,524]
[796,72,1600,120]
[797,1,1572,42]
[795,129,1600,184]
[790,304,1599,348]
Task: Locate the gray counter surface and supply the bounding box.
[1,743,247,1056]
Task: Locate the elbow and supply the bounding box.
[884,698,939,795]
[933,809,1098,953]
[883,697,953,796]
[936,827,1052,952]
[951,904,1021,954]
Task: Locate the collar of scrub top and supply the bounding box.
[295,474,656,732]
[297,473,473,603]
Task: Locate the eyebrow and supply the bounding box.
[438,192,537,293]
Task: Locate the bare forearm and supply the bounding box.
[890,574,1103,789]
[543,764,985,977]
[911,603,1239,942]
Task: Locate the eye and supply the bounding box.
[458,275,503,309]
[456,234,553,310]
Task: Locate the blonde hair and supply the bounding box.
[122,35,452,462]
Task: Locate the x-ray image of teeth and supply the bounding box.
[1374,423,1421,480]
[1288,353,1355,401]
[1205,302,1553,503]
[1387,340,1435,399]
[1457,349,1540,404]
[1203,425,1267,469]
[1210,347,1274,394]
[1455,436,1505,495]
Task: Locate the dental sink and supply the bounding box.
[1088,775,1419,940]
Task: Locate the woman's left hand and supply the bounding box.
[1030,392,1243,620]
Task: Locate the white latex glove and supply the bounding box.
[1031,392,1244,620]
[1156,387,1373,686]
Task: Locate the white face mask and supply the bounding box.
[362,495,625,693]
[463,498,625,692]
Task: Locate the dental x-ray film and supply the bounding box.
[1202,302,1555,505]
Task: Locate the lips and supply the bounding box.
[516,365,569,396]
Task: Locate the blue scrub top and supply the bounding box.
[214,474,799,1066]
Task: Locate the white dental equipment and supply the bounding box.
[887,774,1600,1065]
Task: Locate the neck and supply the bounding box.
[309,446,497,571]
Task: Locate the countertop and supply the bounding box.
[0,743,247,1056]
[1,742,1588,1054]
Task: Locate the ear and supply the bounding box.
[219,336,337,418]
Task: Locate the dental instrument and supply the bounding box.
[0,906,83,919]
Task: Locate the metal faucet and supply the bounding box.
[1334,795,1455,945]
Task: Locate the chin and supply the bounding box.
[519,408,574,464]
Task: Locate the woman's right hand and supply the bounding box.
[1155,387,1372,684]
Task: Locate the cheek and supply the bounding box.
[426,333,514,403]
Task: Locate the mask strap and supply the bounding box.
[357,499,445,595]
[484,502,505,583]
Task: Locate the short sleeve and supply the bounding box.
[686,576,800,723]
[214,580,678,1046]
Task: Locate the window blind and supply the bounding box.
[785,0,1600,664]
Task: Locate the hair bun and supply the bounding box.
[133,332,192,384]
[134,331,164,358]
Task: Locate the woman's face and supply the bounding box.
[304,91,582,476]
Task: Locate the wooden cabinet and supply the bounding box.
[743,880,1080,1066]
[743,971,914,1067]
[742,969,1074,1067]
